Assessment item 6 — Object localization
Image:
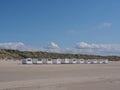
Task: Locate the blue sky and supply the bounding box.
[0,0,120,55]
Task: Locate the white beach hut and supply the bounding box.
[61,58,70,64]
[52,59,61,64]
[46,58,53,64]
[103,59,108,64]
[32,58,43,64]
[78,59,85,64]
[91,59,98,64]
[37,58,43,64]
[98,59,104,64]
[69,58,77,64]
[85,59,91,64]
[22,58,33,64]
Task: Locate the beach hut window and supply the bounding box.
[48,59,51,61]
[38,59,42,61]
[27,59,31,61]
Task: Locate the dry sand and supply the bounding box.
[0,61,120,90]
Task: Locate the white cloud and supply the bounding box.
[46,42,59,49]
[76,42,110,49]
[0,42,120,56]
[97,22,112,29]
[0,42,25,50]
[75,42,120,55]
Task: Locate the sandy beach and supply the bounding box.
[0,61,120,90]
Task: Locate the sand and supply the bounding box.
[0,61,120,90]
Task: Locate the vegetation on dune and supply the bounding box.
[0,49,120,61]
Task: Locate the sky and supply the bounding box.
[0,0,120,56]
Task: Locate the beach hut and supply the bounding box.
[42,58,47,64]
[69,58,77,64]
[78,59,85,64]
[37,58,43,64]
[32,58,37,64]
[103,59,108,64]
[52,59,61,64]
[46,58,53,64]
[32,58,43,64]
[98,59,104,64]
[85,59,91,64]
[91,59,98,64]
[61,58,70,64]
[22,58,32,64]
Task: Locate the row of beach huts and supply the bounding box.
[22,58,108,64]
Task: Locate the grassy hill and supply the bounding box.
[0,49,120,61]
